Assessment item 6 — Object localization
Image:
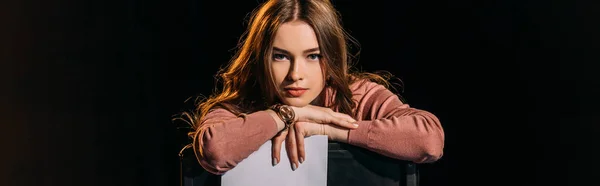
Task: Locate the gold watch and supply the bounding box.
[270,104,295,131]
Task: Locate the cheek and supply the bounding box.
[271,63,287,83]
[310,63,325,85]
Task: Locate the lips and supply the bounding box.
[284,87,308,97]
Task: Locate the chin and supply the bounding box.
[281,98,311,107]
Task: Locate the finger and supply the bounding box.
[285,127,299,171]
[328,113,359,129]
[295,127,306,164]
[330,112,357,123]
[271,130,287,166]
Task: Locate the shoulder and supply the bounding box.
[348,78,409,119]
[349,78,390,97]
[348,77,407,105]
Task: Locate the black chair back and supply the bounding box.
[179,142,419,186]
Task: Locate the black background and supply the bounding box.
[2,0,599,185]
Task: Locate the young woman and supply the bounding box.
[186,0,444,175]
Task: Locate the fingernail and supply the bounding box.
[292,163,297,171]
[272,158,278,166]
[300,157,304,164]
[353,124,359,128]
[350,119,357,123]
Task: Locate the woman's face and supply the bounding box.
[270,20,325,107]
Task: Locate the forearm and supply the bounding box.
[347,111,445,163]
[344,81,445,163]
[194,109,280,175]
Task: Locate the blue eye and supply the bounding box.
[273,54,288,61]
[308,54,321,61]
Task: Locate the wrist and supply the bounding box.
[290,106,300,122]
[325,125,349,142]
[266,109,286,132]
[268,104,297,132]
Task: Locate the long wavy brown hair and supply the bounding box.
[176,0,403,139]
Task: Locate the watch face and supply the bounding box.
[280,106,294,121]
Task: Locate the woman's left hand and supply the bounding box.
[271,121,347,171]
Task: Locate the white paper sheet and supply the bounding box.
[221,135,328,186]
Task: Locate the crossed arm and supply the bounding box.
[192,82,444,175]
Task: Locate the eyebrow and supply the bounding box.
[273,47,320,55]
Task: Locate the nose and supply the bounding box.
[287,59,304,81]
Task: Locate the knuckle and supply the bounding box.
[323,117,331,123]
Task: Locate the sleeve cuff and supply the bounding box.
[347,120,372,149]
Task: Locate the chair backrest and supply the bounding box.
[179,142,419,186]
[327,142,418,186]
